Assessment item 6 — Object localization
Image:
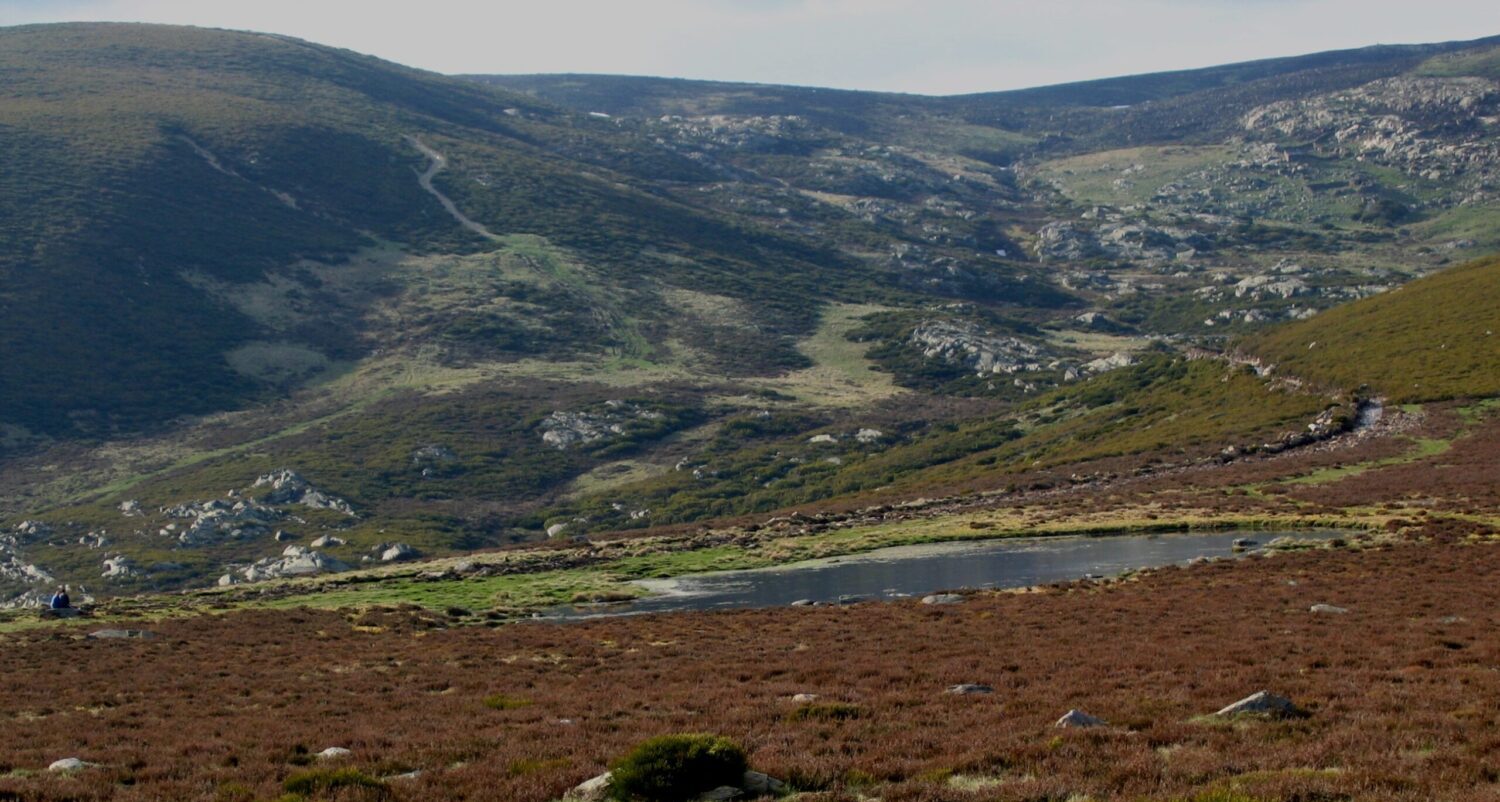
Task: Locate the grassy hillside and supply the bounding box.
[0,23,943,441]
[1243,254,1500,402]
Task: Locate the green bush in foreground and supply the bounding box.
[608,734,748,802]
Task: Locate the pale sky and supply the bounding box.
[1,0,1496,95]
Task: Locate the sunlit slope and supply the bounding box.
[1243,254,1500,402]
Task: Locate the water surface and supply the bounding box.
[543,530,1338,620]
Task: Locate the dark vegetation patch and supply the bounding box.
[607,734,748,802]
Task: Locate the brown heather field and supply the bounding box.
[3,525,1500,802]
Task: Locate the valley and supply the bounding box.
[0,20,1499,802]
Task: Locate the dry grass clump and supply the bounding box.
[2,532,1500,801]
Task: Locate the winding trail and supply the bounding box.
[405,135,502,241]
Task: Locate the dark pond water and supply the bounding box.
[541,530,1340,620]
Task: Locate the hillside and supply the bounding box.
[0,23,990,441]
[3,23,1500,605]
[1244,254,1500,402]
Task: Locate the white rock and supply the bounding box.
[567,771,613,802]
[1310,603,1349,614]
[921,593,964,605]
[380,543,417,562]
[1214,690,1306,719]
[1055,709,1107,728]
[316,747,352,760]
[48,758,91,772]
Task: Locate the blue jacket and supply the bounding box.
[49,592,69,610]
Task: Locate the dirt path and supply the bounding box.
[405,135,502,241]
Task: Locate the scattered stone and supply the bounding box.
[854,428,884,444]
[217,574,238,587]
[791,693,819,702]
[946,683,994,695]
[48,758,92,772]
[1055,709,1107,728]
[387,770,423,781]
[1213,690,1308,719]
[310,535,345,549]
[101,555,139,580]
[316,747,353,760]
[741,771,788,796]
[88,629,157,640]
[789,599,814,607]
[412,444,458,464]
[118,500,142,517]
[921,593,964,605]
[547,523,569,538]
[807,434,838,445]
[567,771,613,802]
[1310,604,1349,614]
[380,543,418,562]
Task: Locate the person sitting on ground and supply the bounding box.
[49,586,70,610]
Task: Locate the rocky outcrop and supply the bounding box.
[540,401,666,450]
[1243,76,1499,188]
[234,546,349,582]
[164,498,280,546]
[253,470,355,515]
[910,320,1047,376]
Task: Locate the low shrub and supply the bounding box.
[607,734,748,802]
[783,702,866,722]
[282,767,388,798]
[483,693,532,710]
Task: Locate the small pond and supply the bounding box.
[540,530,1341,620]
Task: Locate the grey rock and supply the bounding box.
[1055,709,1107,728]
[921,593,964,605]
[741,771,788,796]
[101,555,139,580]
[310,535,345,549]
[567,771,613,802]
[791,693,819,702]
[380,543,418,562]
[698,786,742,802]
[946,683,994,695]
[1232,538,1258,548]
[253,469,355,515]
[48,758,93,772]
[88,629,157,640]
[316,747,352,760]
[1310,604,1349,615]
[1214,690,1308,719]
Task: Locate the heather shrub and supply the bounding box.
[784,702,866,722]
[607,734,748,802]
[282,767,388,798]
[483,693,532,710]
